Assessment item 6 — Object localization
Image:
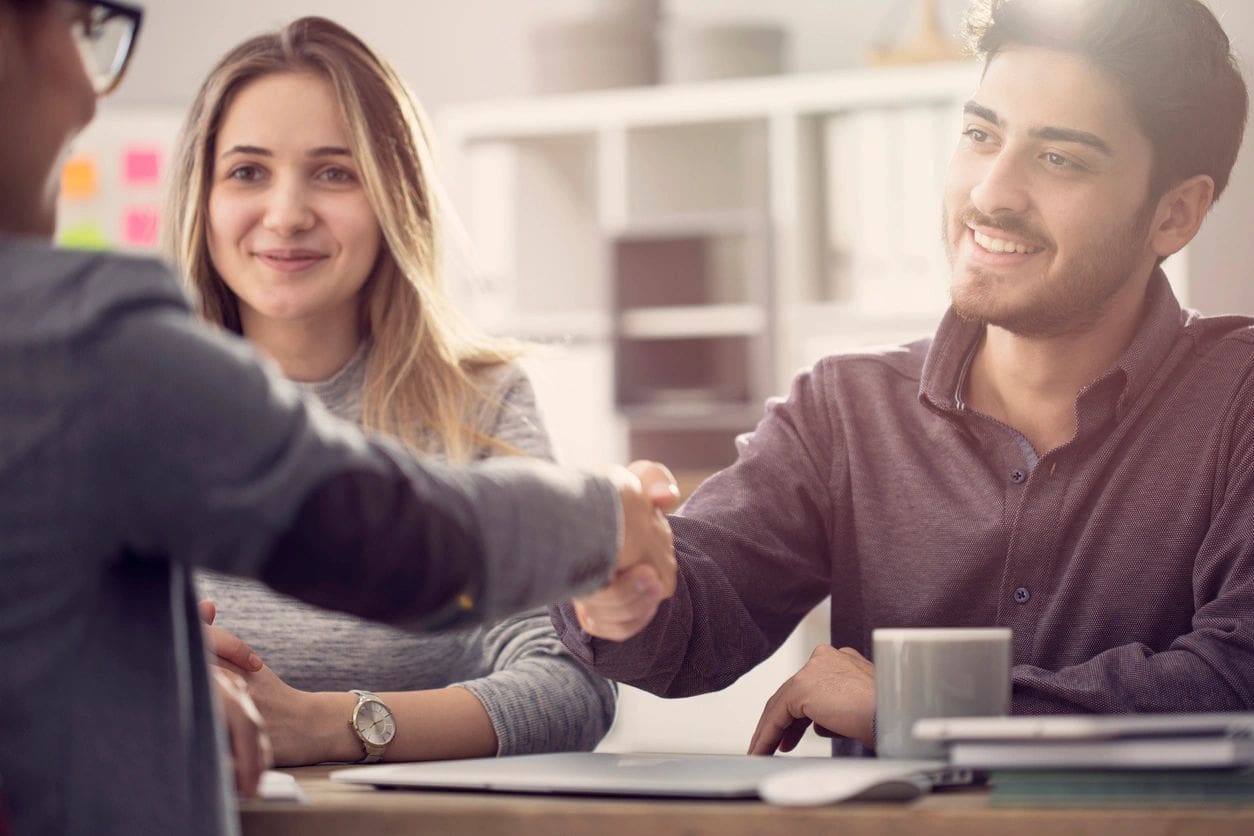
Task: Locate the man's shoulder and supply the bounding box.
[805,335,933,388]
[0,239,188,344]
[1182,309,1254,352]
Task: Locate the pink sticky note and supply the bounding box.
[123,147,161,185]
[123,206,159,247]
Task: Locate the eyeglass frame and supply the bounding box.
[69,0,144,96]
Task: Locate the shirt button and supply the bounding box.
[1014,587,1031,604]
[1010,469,1026,484]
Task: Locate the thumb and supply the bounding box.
[627,460,681,510]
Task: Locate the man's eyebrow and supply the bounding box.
[962,101,1114,157]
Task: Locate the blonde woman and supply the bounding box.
[166,16,617,765]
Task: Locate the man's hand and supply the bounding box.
[748,645,876,755]
[573,460,680,641]
[212,667,272,798]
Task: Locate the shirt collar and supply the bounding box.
[917,268,1185,422]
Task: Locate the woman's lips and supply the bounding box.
[254,250,327,272]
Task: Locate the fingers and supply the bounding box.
[609,465,678,598]
[573,565,666,640]
[748,678,810,756]
[205,622,263,673]
[627,459,681,511]
[198,599,217,625]
[213,668,272,799]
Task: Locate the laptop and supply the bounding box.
[330,752,967,804]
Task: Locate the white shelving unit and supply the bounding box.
[437,61,991,757]
[441,60,982,471]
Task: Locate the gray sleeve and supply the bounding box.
[457,610,618,754]
[457,366,618,753]
[92,292,620,629]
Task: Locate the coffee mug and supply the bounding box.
[873,627,1012,759]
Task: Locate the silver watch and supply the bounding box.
[348,690,396,763]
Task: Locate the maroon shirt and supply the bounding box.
[555,273,1254,716]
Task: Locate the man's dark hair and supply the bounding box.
[964,0,1248,202]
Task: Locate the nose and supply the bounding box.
[969,147,1031,217]
[262,177,315,237]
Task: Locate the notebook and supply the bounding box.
[329,752,965,804]
[913,712,1254,743]
[912,712,1254,770]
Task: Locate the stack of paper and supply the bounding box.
[914,713,1254,807]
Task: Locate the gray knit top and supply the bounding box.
[197,347,616,754]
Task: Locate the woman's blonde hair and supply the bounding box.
[166,16,519,460]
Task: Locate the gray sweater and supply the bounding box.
[198,348,617,754]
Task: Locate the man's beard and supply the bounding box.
[943,201,1155,338]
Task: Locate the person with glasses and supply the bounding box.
[0,2,679,835]
[176,16,618,768]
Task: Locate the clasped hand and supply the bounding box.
[572,460,681,641]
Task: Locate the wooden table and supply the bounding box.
[240,765,1254,836]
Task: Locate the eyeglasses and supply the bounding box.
[66,0,144,96]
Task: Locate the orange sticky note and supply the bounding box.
[123,206,159,247]
[62,156,98,200]
[124,148,161,186]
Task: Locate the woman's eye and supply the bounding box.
[227,165,263,182]
[318,167,355,184]
[72,8,107,40]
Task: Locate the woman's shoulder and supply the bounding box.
[467,362,553,461]
[470,361,531,398]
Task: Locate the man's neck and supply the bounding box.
[965,276,1151,456]
[241,310,362,383]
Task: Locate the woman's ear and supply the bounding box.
[1149,174,1215,260]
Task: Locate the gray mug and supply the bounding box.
[873,627,1012,759]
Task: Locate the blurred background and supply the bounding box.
[61,0,1254,757]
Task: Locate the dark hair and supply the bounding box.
[964,0,1248,202]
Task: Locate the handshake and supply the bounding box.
[578,461,682,641]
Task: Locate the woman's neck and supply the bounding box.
[239,310,362,383]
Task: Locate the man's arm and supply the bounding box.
[91,285,671,629]
[553,365,838,697]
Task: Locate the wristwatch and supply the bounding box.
[348,690,396,763]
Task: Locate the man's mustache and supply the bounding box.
[955,208,1051,249]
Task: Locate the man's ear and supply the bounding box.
[1149,174,1215,259]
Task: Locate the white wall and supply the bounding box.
[112,1,966,111]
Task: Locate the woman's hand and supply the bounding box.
[211,668,272,796]
[198,600,262,674]
[200,599,337,765]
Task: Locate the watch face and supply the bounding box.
[354,699,396,746]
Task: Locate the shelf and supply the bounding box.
[609,209,765,240]
[484,310,613,342]
[619,304,766,340]
[620,402,762,431]
[439,62,979,141]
